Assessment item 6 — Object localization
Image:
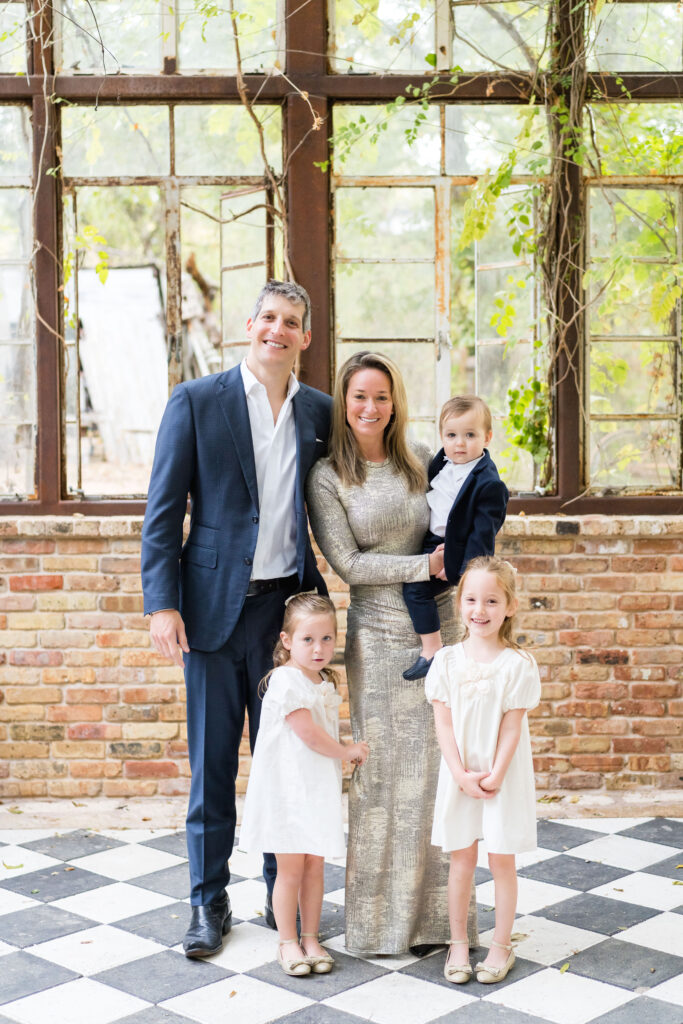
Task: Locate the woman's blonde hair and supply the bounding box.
[329,350,426,492]
[455,555,526,653]
[260,592,340,694]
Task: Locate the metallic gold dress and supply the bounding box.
[307,447,478,955]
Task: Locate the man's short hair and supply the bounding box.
[439,394,493,434]
[252,279,311,333]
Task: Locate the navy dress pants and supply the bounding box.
[184,583,296,906]
[403,530,453,635]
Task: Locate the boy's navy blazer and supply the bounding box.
[429,447,509,584]
[141,366,332,652]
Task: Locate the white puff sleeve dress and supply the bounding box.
[425,644,541,855]
[238,665,345,858]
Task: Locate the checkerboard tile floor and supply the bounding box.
[0,817,681,1024]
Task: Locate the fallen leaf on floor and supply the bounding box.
[72,801,85,807]
[560,963,570,974]
[31,889,40,894]
[511,933,529,942]
[2,861,23,870]
[142,817,151,822]
[8,807,23,815]
[64,867,75,871]
[230,991,237,998]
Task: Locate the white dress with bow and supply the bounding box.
[426,643,541,855]
[239,665,345,858]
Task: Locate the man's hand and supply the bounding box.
[428,543,445,578]
[149,609,189,667]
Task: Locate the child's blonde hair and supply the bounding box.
[260,592,340,694]
[439,394,492,435]
[455,555,525,653]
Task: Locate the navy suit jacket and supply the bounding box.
[141,366,332,652]
[429,447,509,584]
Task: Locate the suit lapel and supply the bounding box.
[292,387,316,511]
[215,367,259,509]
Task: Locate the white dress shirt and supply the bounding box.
[241,360,299,580]
[427,454,484,537]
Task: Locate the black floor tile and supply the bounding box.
[115,901,193,947]
[518,855,627,892]
[0,865,114,902]
[641,852,683,880]
[140,833,188,859]
[618,819,683,848]
[93,949,233,1002]
[591,996,683,1024]
[402,945,543,994]
[556,938,683,992]
[22,829,126,861]
[530,893,658,935]
[536,821,603,852]
[116,1010,198,1024]
[280,1007,370,1024]
[324,863,347,893]
[249,947,387,998]
[434,1003,555,1024]
[131,864,191,900]
[0,950,79,1004]
[0,903,93,947]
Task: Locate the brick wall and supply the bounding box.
[0,515,681,799]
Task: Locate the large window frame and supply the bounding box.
[1,0,682,514]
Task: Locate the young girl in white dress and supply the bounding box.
[239,593,370,977]
[425,555,540,986]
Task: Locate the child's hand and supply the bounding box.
[459,770,496,800]
[428,545,445,578]
[480,773,501,794]
[347,741,370,766]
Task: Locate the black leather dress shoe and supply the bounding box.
[402,655,434,681]
[183,892,232,957]
[264,890,277,929]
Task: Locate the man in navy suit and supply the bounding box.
[141,280,332,957]
[402,394,509,680]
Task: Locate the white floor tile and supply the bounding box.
[476,845,557,870]
[230,846,270,879]
[590,871,683,911]
[28,923,166,975]
[162,975,312,1024]
[0,888,41,916]
[648,971,683,1008]
[324,886,346,906]
[68,844,185,881]
[1,977,150,1024]
[325,970,476,1023]
[0,938,16,955]
[477,875,573,914]
[485,967,635,1024]
[52,881,176,923]
[0,829,58,845]
[555,818,647,835]
[226,877,268,921]
[490,915,604,965]
[568,835,680,871]
[324,933,419,970]
[614,912,683,956]
[0,845,61,880]
[206,920,278,973]
[97,828,175,843]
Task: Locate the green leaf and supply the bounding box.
[425,52,437,67]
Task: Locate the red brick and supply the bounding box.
[552,773,603,789]
[576,650,629,666]
[2,540,55,554]
[569,755,624,771]
[559,631,614,646]
[586,575,635,592]
[57,539,108,553]
[66,688,118,704]
[48,705,102,722]
[633,720,683,736]
[10,575,63,591]
[615,629,671,647]
[124,761,179,778]
[67,724,122,740]
[613,738,667,754]
[618,594,670,611]
[558,557,609,574]
[0,557,40,571]
[100,596,144,612]
[633,539,680,553]
[614,666,666,681]
[0,594,35,611]
[556,701,609,718]
[10,650,63,666]
[100,556,141,573]
[574,683,627,700]
[631,683,680,699]
[123,687,175,704]
[611,699,666,717]
[627,755,670,772]
[66,575,120,592]
[103,780,158,796]
[48,780,102,797]
[66,613,122,630]
[612,556,667,573]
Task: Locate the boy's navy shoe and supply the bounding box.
[402,655,433,681]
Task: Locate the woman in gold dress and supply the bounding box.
[306,351,477,956]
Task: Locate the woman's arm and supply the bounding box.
[480,708,525,793]
[286,709,369,764]
[306,463,435,585]
[432,700,493,800]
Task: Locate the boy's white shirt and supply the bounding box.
[427,453,484,536]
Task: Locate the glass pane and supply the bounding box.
[477,266,536,343]
[0,264,32,341]
[177,0,279,72]
[336,340,436,418]
[57,0,161,73]
[181,186,223,378]
[588,3,683,73]
[220,342,249,371]
[588,263,678,337]
[451,0,550,72]
[68,186,167,497]
[590,418,678,490]
[0,422,35,497]
[336,187,434,260]
[336,262,434,338]
[445,104,549,175]
[488,422,535,492]
[588,103,683,176]
[333,105,441,175]
[450,187,475,390]
[220,188,270,346]
[175,105,282,176]
[331,0,434,73]
[590,341,677,417]
[0,2,28,74]
[589,187,677,259]
[0,106,31,178]
[222,268,268,344]
[0,188,31,259]
[0,341,35,425]
[62,106,170,176]
[476,340,531,416]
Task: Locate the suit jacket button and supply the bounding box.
[252,516,259,524]
[244,557,252,566]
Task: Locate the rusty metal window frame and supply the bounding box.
[1,0,682,513]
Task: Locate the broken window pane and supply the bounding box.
[590,418,678,490]
[177,0,280,72]
[590,341,676,417]
[588,103,683,176]
[0,1,28,73]
[588,3,683,73]
[0,106,31,177]
[330,0,435,74]
[175,105,282,176]
[445,104,549,175]
[450,0,550,72]
[61,106,170,177]
[333,105,441,175]
[56,0,161,73]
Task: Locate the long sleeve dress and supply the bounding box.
[306,446,479,955]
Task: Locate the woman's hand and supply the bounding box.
[347,740,370,766]
[428,544,445,578]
